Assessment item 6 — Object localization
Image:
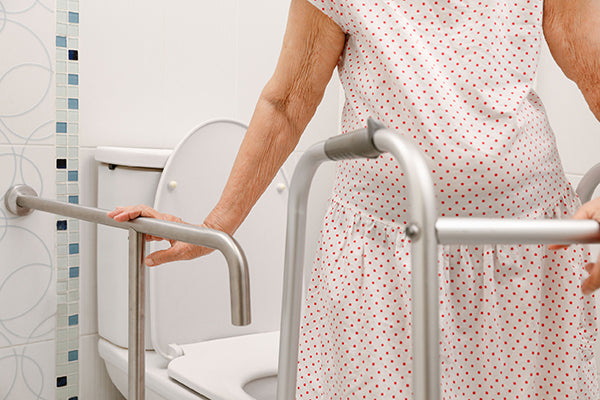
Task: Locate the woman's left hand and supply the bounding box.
[550,197,600,294]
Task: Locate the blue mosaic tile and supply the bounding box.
[67,350,78,362]
[57,1,80,396]
[68,243,79,254]
[56,36,67,47]
[68,314,78,326]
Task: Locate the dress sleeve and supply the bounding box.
[305,0,349,33]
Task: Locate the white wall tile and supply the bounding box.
[80,0,240,149]
[79,0,167,148]
[79,334,123,400]
[162,1,238,139]
[0,145,56,346]
[0,340,55,399]
[80,0,341,151]
[0,4,55,146]
[536,41,600,176]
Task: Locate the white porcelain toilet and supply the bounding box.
[94,120,288,400]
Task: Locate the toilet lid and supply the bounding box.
[148,119,288,359]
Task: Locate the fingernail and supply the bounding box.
[145,258,155,266]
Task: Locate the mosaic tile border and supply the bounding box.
[55,0,80,399]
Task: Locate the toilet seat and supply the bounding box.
[169,331,279,400]
[98,332,278,400]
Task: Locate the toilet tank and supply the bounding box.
[95,147,171,349]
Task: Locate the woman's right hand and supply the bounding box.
[107,205,214,266]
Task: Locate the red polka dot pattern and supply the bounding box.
[299,0,600,398]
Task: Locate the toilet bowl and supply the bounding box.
[95,120,287,399]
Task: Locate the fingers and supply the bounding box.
[107,204,159,222]
[548,244,569,250]
[145,242,213,266]
[582,261,600,295]
[107,205,186,243]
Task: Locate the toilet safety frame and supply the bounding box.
[5,118,600,400]
[277,119,600,400]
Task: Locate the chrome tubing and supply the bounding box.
[277,120,440,400]
[5,184,250,326]
[4,184,251,400]
[277,143,332,400]
[129,229,146,400]
[371,130,439,400]
[277,119,600,400]
[436,218,600,245]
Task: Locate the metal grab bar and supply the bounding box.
[277,119,600,400]
[4,184,251,400]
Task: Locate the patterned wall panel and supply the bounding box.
[0,0,64,399]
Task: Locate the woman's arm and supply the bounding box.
[543,0,600,120]
[204,0,346,236]
[109,0,346,266]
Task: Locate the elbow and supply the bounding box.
[259,79,322,137]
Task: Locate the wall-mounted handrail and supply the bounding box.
[277,119,600,400]
[4,184,251,400]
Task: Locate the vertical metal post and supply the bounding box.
[277,144,330,400]
[128,229,145,400]
[372,131,440,400]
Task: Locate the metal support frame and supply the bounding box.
[6,120,600,400]
[4,185,251,400]
[129,229,146,400]
[277,120,600,400]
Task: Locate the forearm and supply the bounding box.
[203,90,313,234]
[543,0,600,120]
[202,0,345,235]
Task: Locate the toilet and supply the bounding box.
[94,120,288,400]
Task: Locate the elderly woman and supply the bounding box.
[110,0,600,398]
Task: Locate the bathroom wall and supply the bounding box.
[0,1,57,399]
[78,0,340,397]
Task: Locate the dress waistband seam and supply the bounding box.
[329,194,408,231]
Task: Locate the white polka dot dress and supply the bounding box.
[299,0,600,398]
